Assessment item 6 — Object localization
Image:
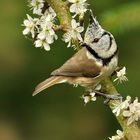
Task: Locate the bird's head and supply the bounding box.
[84,10,116,52]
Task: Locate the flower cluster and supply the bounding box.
[34,8,57,51]
[68,0,88,18]
[114,67,128,84]
[63,0,88,48]
[112,96,140,125]
[23,14,39,38]
[29,0,45,15]
[109,130,124,140]
[82,85,101,104]
[63,19,84,48]
[82,92,97,105]
[23,2,57,51]
[123,97,140,125]
[23,0,88,51]
[112,96,131,116]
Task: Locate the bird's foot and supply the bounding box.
[94,91,123,104]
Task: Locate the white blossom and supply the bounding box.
[112,96,131,116]
[35,17,57,50]
[68,0,88,17]
[35,32,52,51]
[123,97,140,125]
[35,28,57,51]
[109,130,124,140]
[82,95,90,104]
[22,14,39,38]
[40,14,55,30]
[46,7,56,19]
[63,19,84,47]
[82,92,96,105]
[29,0,45,15]
[114,67,128,84]
[40,19,55,37]
[27,6,57,51]
[40,7,56,23]
[90,92,97,101]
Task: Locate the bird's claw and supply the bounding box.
[104,94,123,104]
[94,91,123,104]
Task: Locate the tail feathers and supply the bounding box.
[32,76,68,96]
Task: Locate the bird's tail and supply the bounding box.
[32,76,68,96]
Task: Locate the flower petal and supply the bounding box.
[76,26,84,33]
[77,33,83,41]
[43,43,50,51]
[35,40,42,47]
[71,19,77,29]
[38,32,46,39]
[23,28,30,35]
[70,4,77,13]
[23,19,30,26]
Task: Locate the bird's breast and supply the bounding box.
[102,55,118,76]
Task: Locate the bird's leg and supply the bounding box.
[94,91,123,104]
[84,88,123,104]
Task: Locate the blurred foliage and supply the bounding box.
[0,0,140,140]
[101,2,140,34]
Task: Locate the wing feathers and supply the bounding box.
[51,48,101,77]
[33,76,67,96]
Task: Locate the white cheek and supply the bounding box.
[96,42,117,58]
[86,51,102,66]
[108,56,118,70]
[98,36,110,50]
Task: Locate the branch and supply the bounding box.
[46,0,71,31]
[101,79,140,140]
[46,0,81,50]
[45,0,140,139]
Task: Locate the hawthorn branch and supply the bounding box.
[46,0,71,31]
[101,78,140,140]
[45,0,140,139]
[46,0,81,50]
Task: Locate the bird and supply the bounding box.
[32,10,119,99]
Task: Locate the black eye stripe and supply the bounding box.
[82,43,118,66]
[101,32,109,37]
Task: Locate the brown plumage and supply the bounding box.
[33,48,104,96]
[51,47,101,77]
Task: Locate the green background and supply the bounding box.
[0,0,140,140]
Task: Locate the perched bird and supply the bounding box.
[33,10,118,98]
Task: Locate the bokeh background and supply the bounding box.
[0,0,140,140]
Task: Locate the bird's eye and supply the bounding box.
[92,38,100,43]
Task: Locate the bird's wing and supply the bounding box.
[51,48,102,77]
